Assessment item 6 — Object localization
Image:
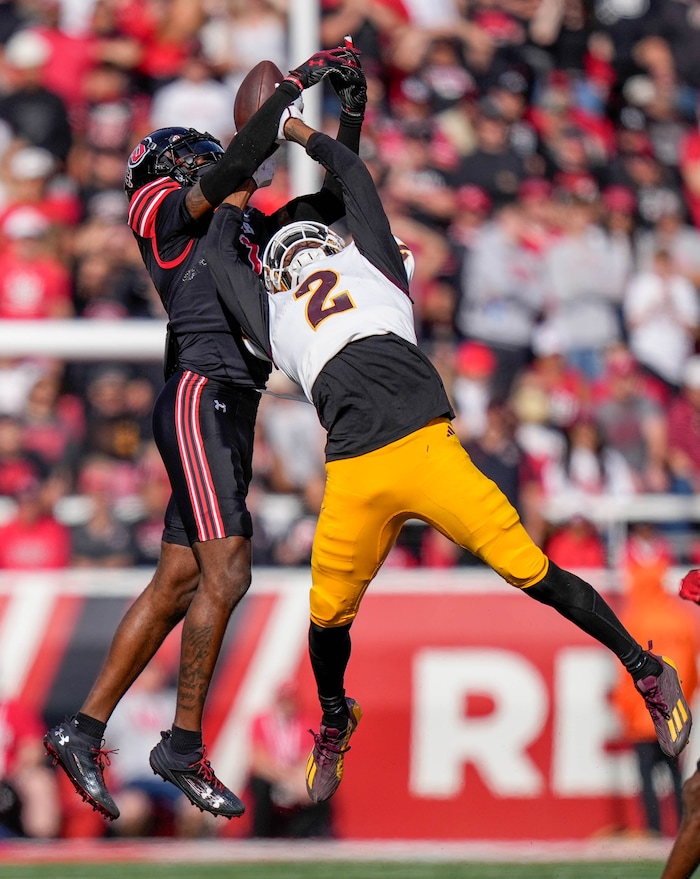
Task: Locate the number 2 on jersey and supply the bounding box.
[294,269,355,330]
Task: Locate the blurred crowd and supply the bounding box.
[3,0,700,841]
[2,0,700,577]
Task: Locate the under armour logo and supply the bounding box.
[57,729,69,746]
[214,400,226,413]
[200,785,225,809]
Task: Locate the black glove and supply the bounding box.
[329,65,367,116]
[285,46,363,91]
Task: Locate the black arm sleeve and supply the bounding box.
[204,205,272,359]
[317,110,363,205]
[306,132,408,291]
[199,81,300,207]
[266,109,364,229]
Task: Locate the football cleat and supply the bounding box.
[635,649,692,758]
[43,717,119,820]
[149,730,245,818]
[306,697,362,803]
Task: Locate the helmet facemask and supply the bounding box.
[262,221,346,292]
[161,131,224,187]
[124,127,224,197]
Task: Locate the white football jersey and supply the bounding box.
[267,240,417,400]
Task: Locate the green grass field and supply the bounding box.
[0,862,667,879]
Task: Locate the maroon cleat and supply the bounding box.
[635,650,692,758]
[306,697,362,803]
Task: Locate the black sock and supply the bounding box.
[627,649,663,682]
[170,725,203,755]
[320,695,349,730]
[309,621,352,728]
[74,712,106,741]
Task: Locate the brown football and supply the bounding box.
[234,60,284,130]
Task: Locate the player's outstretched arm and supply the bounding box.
[271,43,367,229]
[283,118,408,290]
[184,80,302,218]
[327,45,367,160]
[185,45,362,219]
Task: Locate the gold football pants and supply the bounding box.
[310,417,549,627]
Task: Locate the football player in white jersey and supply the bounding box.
[205,113,691,805]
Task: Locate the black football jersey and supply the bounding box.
[128,178,271,388]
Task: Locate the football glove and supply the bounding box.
[277,93,305,141]
[284,46,362,91]
[329,65,367,116]
[252,156,275,189]
[680,569,700,604]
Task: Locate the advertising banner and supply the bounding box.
[0,567,695,840]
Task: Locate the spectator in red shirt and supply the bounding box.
[247,680,333,839]
[115,0,203,90]
[0,697,60,838]
[0,207,73,319]
[0,476,70,569]
[544,516,607,570]
[677,103,700,229]
[0,414,46,498]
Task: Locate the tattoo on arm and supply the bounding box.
[185,184,214,220]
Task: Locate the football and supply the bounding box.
[234,60,284,130]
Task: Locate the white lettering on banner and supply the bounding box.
[553,648,637,795]
[410,648,547,797]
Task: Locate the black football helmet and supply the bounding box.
[124,127,224,199]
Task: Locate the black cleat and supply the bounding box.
[149,730,245,818]
[44,717,119,820]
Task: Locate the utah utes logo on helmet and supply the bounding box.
[128,138,154,169]
[125,137,156,191]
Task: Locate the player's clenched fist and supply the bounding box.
[329,64,367,116]
[284,46,362,91]
[680,569,700,603]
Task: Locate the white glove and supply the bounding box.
[253,156,275,189]
[277,94,305,141]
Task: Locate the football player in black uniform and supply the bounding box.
[44,46,367,821]
[205,109,692,806]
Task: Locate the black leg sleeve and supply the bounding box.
[525,561,644,670]
[309,621,351,718]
